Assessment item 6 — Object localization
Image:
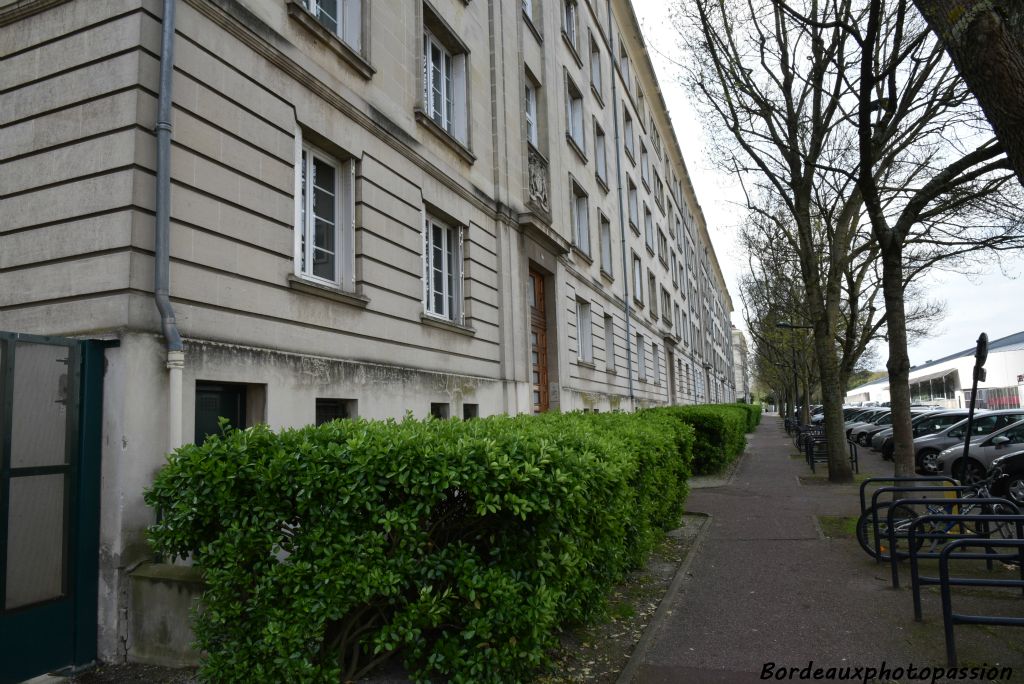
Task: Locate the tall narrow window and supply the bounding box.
[423,215,463,322]
[303,0,362,51]
[658,229,668,265]
[671,251,679,287]
[632,252,643,305]
[599,214,613,275]
[525,78,538,147]
[594,121,607,184]
[570,181,590,255]
[627,178,639,229]
[648,271,658,319]
[653,341,661,386]
[590,34,602,94]
[637,333,647,381]
[576,298,593,363]
[604,313,616,371]
[661,287,672,323]
[644,206,654,251]
[563,0,578,49]
[566,77,585,152]
[618,40,630,91]
[422,22,468,144]
[640,143,650,186]
[623,108,634,157]
[298,145,354,288]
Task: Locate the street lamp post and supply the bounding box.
[777,322,814,424]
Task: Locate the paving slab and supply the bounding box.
[626,416,1024,683]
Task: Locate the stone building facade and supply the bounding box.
[1,0,734,665]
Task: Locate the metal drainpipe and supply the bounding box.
[156,0,184,451]
[607,0,635,409]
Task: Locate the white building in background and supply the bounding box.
[846,331,1024,409]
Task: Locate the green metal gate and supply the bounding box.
[0,333,109,683]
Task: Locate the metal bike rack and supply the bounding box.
[858,476,959,518]
[938,536,1024,667]
[866,485,970,563]
[885,498,1020,589]
[906,512,1024,621]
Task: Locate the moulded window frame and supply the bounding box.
[423,213,465,324]
[294,140,356,292]
[576,297,594,363]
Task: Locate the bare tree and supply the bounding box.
[677,0,1023,480]
[675,0,884,481]
[913,2,1024,188]
[845,0,1024,475]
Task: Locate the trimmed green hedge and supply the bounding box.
[145,411,694,683]
[653,405,749,475]
[730,402,762,431]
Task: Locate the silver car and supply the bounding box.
[935,418,1024,483]
[870,408,962,453]
[844,408,889,437]
[849,411,893,446]
[914,409,1024,474]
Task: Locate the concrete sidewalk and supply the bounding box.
[625,416,1024,683]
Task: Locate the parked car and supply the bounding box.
[844,408,890,438]
[990,449,1024,505]
[915,409,1024,474]
[849,411,893,446]
[934,418,1024,483]
[872,409,971,458]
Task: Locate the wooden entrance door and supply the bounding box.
[529,270,549,413]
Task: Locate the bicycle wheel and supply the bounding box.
[856,503,922,560]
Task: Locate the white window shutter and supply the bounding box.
[345,159,356,290]
[458,225,465,325]
[422,212,429,314]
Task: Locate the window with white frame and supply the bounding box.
[576,298,593,363]
[566,76,585,152]
[590,33,602,95]
[623,108,634,157]
[570,181,590,255]
[644,206,654,251]
[423,19,468,144]
[618,40,630,90]
[594,121,607,184]
[670,251,678,287]
[648,271,657,319]
[525,76,539,147]
[640,143,650,186]
[303,0,362,51]
[674,302,682,337]
[297,144,354,288]
[661,286,671,323]
[658,229,668,264]
[637,333,647,381]
[423,214,463,322]
[599,213,613,275]
[653,341,661,385]
[627,178,639,229]
[563,0,578,50]
[637,88,645,123]
[632,252,643,305]
[604,313,616,371]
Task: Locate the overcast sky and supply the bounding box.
[633,3,1024,370]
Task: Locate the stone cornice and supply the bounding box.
[0,0,70,27]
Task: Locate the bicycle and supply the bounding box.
[856,474,1016,560]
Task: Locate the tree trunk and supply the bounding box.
[813,322,854,483]
[880,244,915,477]
[914,1,1024,188]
